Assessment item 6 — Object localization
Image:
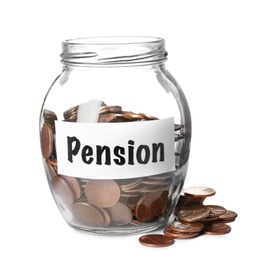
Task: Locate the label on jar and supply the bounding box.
[55,117,175,179]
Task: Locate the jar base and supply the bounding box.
[67,217,173,236]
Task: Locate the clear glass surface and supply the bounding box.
[39,37,191,235]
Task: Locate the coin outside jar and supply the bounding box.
[39,36,192,235]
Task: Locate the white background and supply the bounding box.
[1,0,270,259]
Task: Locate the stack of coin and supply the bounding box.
[139,186,238,247]
[98,104,159,122]
[63,103,184,141]
[40,102,184,229]
[63,103,159,123]
[41,109,58,177]
[165,186,237,239]
[47,174,172,228]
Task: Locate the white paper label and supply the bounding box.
[55,117,175,179]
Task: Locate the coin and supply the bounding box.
[175,133,184,141]
[45,160,58,178]
[164,227,199,239]
[85,180,121,208]
[117,178,142,192]
[99,105,122,114]
[203,222,231,235]
[174,124,182,131]
[176,194,205,209]
[98,113,117,122]
[71,202,110,227]
[118,112,145,120]
[200,215,220,223]
[169,221,204,233]
[183,187,216,198]
[207,205,227,217]
[64,105,78,117]
[178,204,210,222]
[63,105,78,122]
[43,109,57,129]
[138,186,238,245]
[107,202,132,225]
[139,234,175,247]
[138,113,158,120]
[40,123,54,159]
[51,176,75,208]
[62,175,81,200]
[135,191,167,222]
[218,210,238,222]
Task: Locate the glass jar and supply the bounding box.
[39,36,191,235]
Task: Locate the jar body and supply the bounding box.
[39,37,191,235]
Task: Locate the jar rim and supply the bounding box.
[63,36,164,46]
[61,36,167,66]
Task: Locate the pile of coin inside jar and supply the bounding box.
[40,102,183,229]
[139,186,238,247]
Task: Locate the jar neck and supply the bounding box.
[60,36,168,67]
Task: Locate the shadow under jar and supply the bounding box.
[39,36,192,235]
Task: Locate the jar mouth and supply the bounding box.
[64,36,163,45]
[60,36,167,66]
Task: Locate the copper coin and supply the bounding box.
[207,205,227,217]
[203,222,231,235]
[63,105,78,121]
[169,221,204,233]
[178,204,210,222]
[98,113,117,122]
[43,109,57,129]
[200,215,219,223]
[176,194,205,208]
[183,187,216,198]
[40,123,54,159]
[118,178,142,192]
[138,113,158,120]
[119,112,145,120]
[164,227,199,239]
[175,133,184,141]
[139,234,174,247]
[45,160,58,178]
[47,158,57,167]
[71,202,110,227]
[99,105,122,114]
[85,180,121,208]
[174,124,182,131]
[135,191,167,222]
[62,175,81,200]
[218,210,238,222]
[107,202,132,225]
[51,176,75,208]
